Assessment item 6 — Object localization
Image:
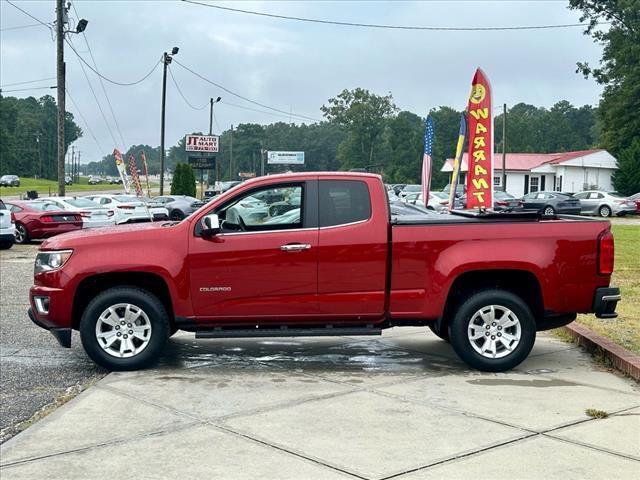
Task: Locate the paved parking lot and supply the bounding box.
[0,244,105,442]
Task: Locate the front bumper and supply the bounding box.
[593,287,621,319]
[28,307,71,348]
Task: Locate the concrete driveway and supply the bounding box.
[1,330,638,479]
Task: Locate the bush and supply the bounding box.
[170,163,196,197]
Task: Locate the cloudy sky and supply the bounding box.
[1,0,604,163]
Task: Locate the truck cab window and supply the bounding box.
[216,184,303,232]
[319,180,371,227]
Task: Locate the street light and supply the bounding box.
[159,46,179,195]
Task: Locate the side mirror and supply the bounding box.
[201,213,221,236]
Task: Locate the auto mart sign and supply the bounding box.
[185,134,219,153]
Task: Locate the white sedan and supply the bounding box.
[39,197,116,228]
[402,191,449,213]
[85,195,169,224]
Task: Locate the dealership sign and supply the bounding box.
[185,134,219,153]
[188,156,216,170]
[267,151,304,165]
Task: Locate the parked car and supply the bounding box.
[572,191,636,217]
[0,175,20,187]
[85,194,168,224]
[389,200,432,216]
[4,200,82,243]
[88,175,103,185]
[106,176,123,185]
[40,197,115,229]
[391,184,407,196]
[398,184,420,199]
[626,192,640,214]
[65,176,73,185]
[442,183,466,198]
[152,195,205,221]
[493,191,522,211]
[0,199,15,249]
[29,172,619,372]
[403,191,450,213]
[518,191,581,216]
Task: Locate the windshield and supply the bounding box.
[66,198,100,208]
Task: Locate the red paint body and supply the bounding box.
[30,173,613,334]
[8,201,82,240]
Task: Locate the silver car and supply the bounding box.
[573,191,636,217]
[152,195,205,221]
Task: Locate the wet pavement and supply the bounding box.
[0,244,105,442]
[1,328,639,479]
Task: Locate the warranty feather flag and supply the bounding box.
[128,154,143,197]
[465,68,494,209]
[448,113,467,211]
[421,115,434,205]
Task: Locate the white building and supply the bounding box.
[441,149,618,198]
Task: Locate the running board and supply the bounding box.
[195,326,382,339]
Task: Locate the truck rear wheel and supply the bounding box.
[79,287,170,371]
[449,289,536,372]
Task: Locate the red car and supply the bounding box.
[29,173,619,372]
[5,200,83,244]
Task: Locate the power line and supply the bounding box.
[65,39,161,87]
[181,0,607,31]
[66,86,105,153]
[167,66,209,111]
[4,1,52,31]
[0,23,44,31]
[68,37,119,148]
[1,77,56,87]
[221,100,315,122]
[0,86,55,93]
[172,59,320,122]
[71,2,126,148]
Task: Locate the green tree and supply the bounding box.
[569,1,640,156]
[612,138,640,195]
[171,163,196,197]
[384,111,424,184]
[321,88,397,169]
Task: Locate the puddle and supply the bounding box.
[467,378,577,388]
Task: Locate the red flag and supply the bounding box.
[128,154,143,197]
[465,68,493,209]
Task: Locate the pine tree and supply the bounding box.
[612,138,640,196]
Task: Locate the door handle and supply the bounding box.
[280,243,311,252]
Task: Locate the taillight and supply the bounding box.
[79,211,92,218]
[41,215,53,223]
[118,205,135,210]
[598,229,614,275]
[439,200,448,205]
[10,213,15,224]
[107,210,114,217]
[496,201,508,206]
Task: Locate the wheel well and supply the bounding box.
[72,272,174,329]
[441,270,543,330]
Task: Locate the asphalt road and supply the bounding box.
[0,243,105,443]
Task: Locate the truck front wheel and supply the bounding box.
[79,287,170,371]
[449,289,536,372]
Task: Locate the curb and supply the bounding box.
[563,323,640,382]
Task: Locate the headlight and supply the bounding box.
[34,250,73,274]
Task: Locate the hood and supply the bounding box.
[41,220,185,250]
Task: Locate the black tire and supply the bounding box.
[79,287,170,371]
[543,206,555,216]
[428,323,450,342]
[170,209,185,221]
[599,205,611,217]
[14,223,29,244]
[449,289,536,372]
[0,241,13,250]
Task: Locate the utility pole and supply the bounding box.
[76,150,81,183]
[36,134,41,179]
[502,103,507,192]
[209,96,221,187]
[159,47,179,195]
[229,124,234,181]
[56,0,66,197]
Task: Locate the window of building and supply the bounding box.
[493,176,501,188]
[319,180,371,228]
[529,176,540,193]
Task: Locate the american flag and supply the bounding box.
[421,115,435,204]
[128,154,143,197]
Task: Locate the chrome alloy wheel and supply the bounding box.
[14,224,27,243]
[95,303,152,358]
[467,305,521,359]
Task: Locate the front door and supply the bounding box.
[188,181,319,323]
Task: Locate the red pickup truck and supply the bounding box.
[29,172,620,372]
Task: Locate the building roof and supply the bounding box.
[442,149,605,172]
